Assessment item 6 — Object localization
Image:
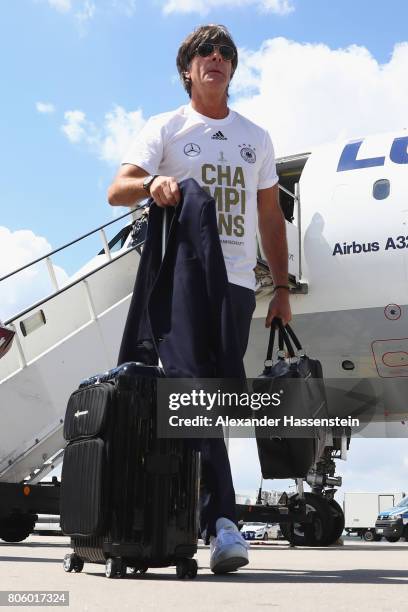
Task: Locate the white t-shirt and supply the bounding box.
[122,104,278,290]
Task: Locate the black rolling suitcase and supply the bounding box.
[60,208,200,579]
[60,362,200,579]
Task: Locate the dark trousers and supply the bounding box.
[199,283,256,543]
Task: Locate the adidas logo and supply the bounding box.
[211,131,227,140]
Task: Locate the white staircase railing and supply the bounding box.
[0,207,145,379]
[1,207,141,324]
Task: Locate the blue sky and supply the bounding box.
[1,0,408,496]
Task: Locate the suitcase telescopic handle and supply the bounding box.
[162,206,169,260]
[158,207,171,369]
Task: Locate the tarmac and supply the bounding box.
[1,535,407,611]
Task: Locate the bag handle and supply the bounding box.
[284,323,303,352]
[277,320,295,358]
[265,323,277,364]
[265,318,295,364]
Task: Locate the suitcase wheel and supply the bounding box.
[63,553,84,573]
[105,557,126,579]
[176,558,197,579]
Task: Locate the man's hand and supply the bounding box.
[265,289,292,327]
[108,165,181,207]
[150,176,181,207]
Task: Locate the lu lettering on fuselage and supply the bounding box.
[337,136,408,172]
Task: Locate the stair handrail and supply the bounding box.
[0,206,143,284]
[3,245,140,328]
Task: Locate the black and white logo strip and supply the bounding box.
[211,131,227,140]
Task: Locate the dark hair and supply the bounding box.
[176,24,238,98]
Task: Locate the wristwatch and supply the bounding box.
[143,175,158,194]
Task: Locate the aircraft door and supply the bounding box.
[256,181,301,286]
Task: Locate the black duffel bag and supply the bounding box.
[255,318,328,479]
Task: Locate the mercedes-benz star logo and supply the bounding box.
[184,143,201,157]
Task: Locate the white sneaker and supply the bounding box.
[210,518,250,574]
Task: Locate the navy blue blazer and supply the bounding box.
[117,178,245,379]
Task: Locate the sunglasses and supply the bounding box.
[196,43,235,62]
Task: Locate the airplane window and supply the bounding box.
[373,179,390,200]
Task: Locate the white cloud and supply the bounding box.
[0,228,68,322]
[61,105,146,165]
[61,110,88,143]
[231,38,408,156]
[47,0,72,12]
[162,0,294,16]
[36,102,56,114]
[99,106,146,164]
[75,0,96,25]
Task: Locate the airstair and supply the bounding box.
[0,207,144,491]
